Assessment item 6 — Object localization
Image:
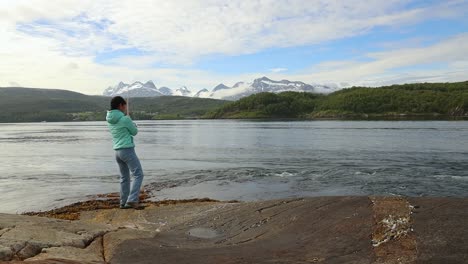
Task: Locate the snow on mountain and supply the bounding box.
[158,86,173,96]
[207,82,251,100]
[103,80,164,97]
[144,80,156,89]
[194,88,210,98]
[212,83,230,92]
[207,77,335,100]
[233,82,246,88]
[104,77,335,100]
[173,86,193,97]
[103,81,127,96]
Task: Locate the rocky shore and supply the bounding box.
[1,195,467,263]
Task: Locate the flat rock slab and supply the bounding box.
[103,229,156,262]
[408,197,468,263]
[2,196,468,263]
[110,197,374,263]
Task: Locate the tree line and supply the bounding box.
[1,81,467,122]
[0,88,227,122]
[206,81,468,119]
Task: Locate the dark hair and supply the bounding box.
[110,96,126,110]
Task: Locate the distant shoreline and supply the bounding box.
[2,115,468,124]
[2,81,468,123]
[5,115,467,123]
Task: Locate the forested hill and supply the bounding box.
[0,87,228,122]
[206,81,468,119]
[1,81,467,122]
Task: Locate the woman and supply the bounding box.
[106,96,144,209]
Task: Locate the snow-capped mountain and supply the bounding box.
[173,86,192,97]
[195,77,333,100]
[194,88,209,98]
[212,83,230,92]
[104,81,197,97]
[103,81,166,97]
[158,87,172,96]
[104,77,334,100]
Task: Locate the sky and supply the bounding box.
[0,0,467,95]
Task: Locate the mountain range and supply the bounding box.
[103,77,335,100]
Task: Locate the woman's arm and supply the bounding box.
[124,116,138,136]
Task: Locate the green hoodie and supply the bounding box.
[106,110,138,150]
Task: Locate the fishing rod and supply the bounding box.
[126,96,130,116]
[127,95,138,127]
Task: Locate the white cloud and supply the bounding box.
[0,0,467,94]
[91,1,467,63]
[270,68,288,73]
[276,33,468,87]
[4,0,467,63]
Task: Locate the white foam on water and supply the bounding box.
[275,172,296,178]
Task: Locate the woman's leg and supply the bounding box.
[116,150,131,206]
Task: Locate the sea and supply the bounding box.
[1,120,467,213]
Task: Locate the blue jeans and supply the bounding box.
[115,147,144,205]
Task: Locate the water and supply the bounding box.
[1,120,467,213]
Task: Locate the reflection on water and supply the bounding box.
[1,120,468,213]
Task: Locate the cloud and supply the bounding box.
[5,0,468,64]
[0,1,467,94]
[270,68,288,73]
[280,33,468,86]
[8,82,21,87]
[65,62,79,70]
[15,14,125,56]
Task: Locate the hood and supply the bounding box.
[106,109,124,124]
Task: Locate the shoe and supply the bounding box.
[125,202,145,210]
[120,204,132,209]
